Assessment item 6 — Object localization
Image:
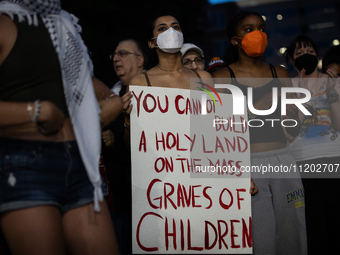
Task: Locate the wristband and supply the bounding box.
[100,89,116,100]
[27,102,33,120]
[105,93,116,100]
[27,100,41,123]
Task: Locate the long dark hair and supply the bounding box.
[223,11,264,65]
[285,35,319,65]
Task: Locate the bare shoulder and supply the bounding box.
[273,65,294,88]
[0,15,17,66]
[212,67,230,78]
[273,65,290,78]
[0,14,14,27]
[0,15,16,41]
[129,72,148,87]
[197,70,212,78]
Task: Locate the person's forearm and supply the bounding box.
[99,96,123,129]
[0,101,33,127]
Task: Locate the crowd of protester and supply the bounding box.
[0,1,339,255]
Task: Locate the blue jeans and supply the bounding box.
[0,137,100,214]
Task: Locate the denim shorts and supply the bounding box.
[0,137,104,214]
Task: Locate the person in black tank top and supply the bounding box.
[121,14,212,153]
[226,64,287,145]
[0,2,122,254]
[213,11,307,255]
[117,15,213,254]
[121,13,212,115]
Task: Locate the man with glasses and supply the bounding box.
[180,43,205,71]
[102,39,146,255]
[110,39,146,95]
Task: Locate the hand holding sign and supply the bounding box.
[130,86,252,254]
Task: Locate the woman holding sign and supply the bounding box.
[121,13,209,145]
[123,13,260,253]
[121,13,211,171]
[123,13,211,90]
[122,13,259,192]
[213,11,307,255]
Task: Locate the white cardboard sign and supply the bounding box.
[130,86,252,254]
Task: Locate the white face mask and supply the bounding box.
[153,27,184,53]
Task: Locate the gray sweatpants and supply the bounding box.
[251,147,307,255]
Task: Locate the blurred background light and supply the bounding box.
[333,39,340,46]
[279,47,287,54]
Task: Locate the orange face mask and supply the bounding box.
[233,30,268,57]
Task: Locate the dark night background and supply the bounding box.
[60,0,208,86]
[60,0,340,86]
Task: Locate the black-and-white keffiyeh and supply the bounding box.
[0,0,103,211]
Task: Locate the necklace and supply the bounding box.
[157,65,183,72]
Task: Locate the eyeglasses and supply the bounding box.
[109,50,140,59]
[182,57,204,66]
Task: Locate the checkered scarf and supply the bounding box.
[0,0,103,211]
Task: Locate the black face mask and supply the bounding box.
[294,54,318,75]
